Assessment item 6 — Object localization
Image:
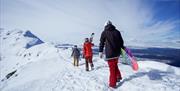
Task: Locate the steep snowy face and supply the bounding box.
[23,30,44,49]
[0,28,44,50]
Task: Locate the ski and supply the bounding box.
[90,33,95,42]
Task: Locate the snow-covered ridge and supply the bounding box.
[0,28,46,80]
[0,28,44,49]
[0,29,180,91]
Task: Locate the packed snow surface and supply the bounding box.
[0,29,180,91]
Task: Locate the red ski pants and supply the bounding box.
[108,58,122,87]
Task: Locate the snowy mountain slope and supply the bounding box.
[0,28,45,80]
[0,29,180,91]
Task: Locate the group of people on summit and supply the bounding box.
[71,20,124,88]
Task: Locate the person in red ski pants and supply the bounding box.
[108,58,122,87]
[99,20,124,88]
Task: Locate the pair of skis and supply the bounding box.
[90,33,95,42]
[120,47,139,71]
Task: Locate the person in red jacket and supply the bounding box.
[83,38,94,71]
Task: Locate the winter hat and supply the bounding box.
[85,38,89,42]
[104,20,112,26]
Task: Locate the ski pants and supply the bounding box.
[85,56,94,71]
[73,57,79,66]
[108,58,122,87]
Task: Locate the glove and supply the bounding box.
[99,52,103,58]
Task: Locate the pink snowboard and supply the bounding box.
[125,47,139,71]
[131,57,139,71]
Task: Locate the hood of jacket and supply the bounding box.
[104,24,116,31]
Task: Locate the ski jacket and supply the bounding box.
[83,42,94,57]
[71,48,81,58]
[99,24,124,60]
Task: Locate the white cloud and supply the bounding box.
[0,0,179,47]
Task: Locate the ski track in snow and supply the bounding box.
[51,54,109,91]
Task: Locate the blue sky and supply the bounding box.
[0,0,180,47]
[152,1,180,20]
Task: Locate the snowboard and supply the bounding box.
[120,47,139,71]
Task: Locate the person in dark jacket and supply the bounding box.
[71,45,81,66]
[99,20,124,88]
[83,38,94,71]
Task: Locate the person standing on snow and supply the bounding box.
[83,38,94,71]
[71,45,81,66]
[99,20,124,88]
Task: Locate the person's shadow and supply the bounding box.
[116,67,175,88]
[116,72,146,87]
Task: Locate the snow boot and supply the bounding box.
[86,69,89,71]
[117,78,122,82]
